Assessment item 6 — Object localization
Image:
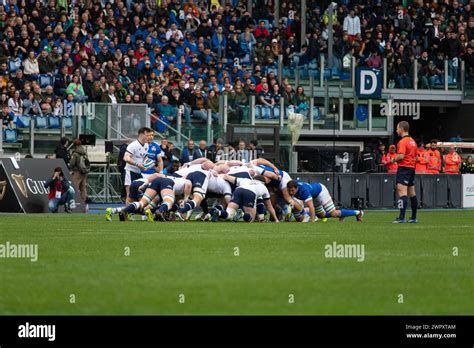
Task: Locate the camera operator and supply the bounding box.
[44,167,75,213]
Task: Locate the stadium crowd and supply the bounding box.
[1,0,474,136]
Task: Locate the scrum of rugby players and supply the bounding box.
[105,156,363,223]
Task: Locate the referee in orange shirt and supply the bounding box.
[391,121,418,223]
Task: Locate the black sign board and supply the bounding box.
[0,158,86,213]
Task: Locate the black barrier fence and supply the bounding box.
[0,158,85,213]
[291,173,463,209]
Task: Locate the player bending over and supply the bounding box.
[120,176,176,222]
[210,176,279,223]
[286,180,363,222]
[105,177,160,222]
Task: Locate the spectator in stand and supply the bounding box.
[1,105,15,129]
[415,142,429,174]
[443,145,461,174]
[237,139,250,163]
[180,139,200,164]
[66,75,86,102]
[249,140,264,159]
[196,140,208,160]
[23,51,40,81]
[427,140,442,174]
[383,145,398,174]
[460,156,474,174]
[343,9,361,40]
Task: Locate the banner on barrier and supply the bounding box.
[462,174,474,208]
[0,158,85,213]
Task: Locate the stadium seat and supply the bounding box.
[8,58,22,73]
[48,115,61,129]
[35,115,49,129]
[38,74,54,88]
[63,116,73,129]
[15,115,31,128]
[3,128,18,143]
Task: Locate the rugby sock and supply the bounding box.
[158,202,170,214]
[171,203,179,212]
[148,201,158,213]
[215,204,224,211]
[123,202,141,214]
[111,207,123,214]
[339,209,359,217]
[410,196,418,219]
[219,210,229,219]
[399,196,408,220]
[179,200,196,213]
[243,213,253,222]
[256,202,266,215]
[200,199,209,215]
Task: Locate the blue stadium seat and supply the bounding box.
[15,115,31,128]
[35,115,49,128]
[3,128,18,143]
[48,115,61,128]
[63,116,72,129]
[38,74,54,88]
[8,58,22,73]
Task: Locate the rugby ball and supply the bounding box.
[143,159,156,170]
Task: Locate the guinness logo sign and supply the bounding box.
[11,174,28,198]
[0,180,6,201]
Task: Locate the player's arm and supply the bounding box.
[124,151,145,170]
[157,156,164,173]
[305,199,316,222]
[281,187,293,204]
[262,170,279,181]
[252,158,279,175]
[187,157,209,165]
[263,198,279,223]
[222,174,237,185]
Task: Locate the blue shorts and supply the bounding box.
[148,177,175,193]
[129,181,145,201]
[396,166,415,187]
[231,188,256,209]
[187,171,207,189]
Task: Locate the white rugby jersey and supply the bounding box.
[124,140,149,174]
[175,164,208,178]
[228,165,251,176]
[235,178,271,200]
[208,175,232,196]
[170,177,188,196]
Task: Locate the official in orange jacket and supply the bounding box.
[443,145,461,174]
[415,142,429,174]
[383,145,398,174]
[427,141,441,174]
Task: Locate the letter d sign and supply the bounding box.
[356,67,381,98]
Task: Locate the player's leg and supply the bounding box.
[177,173,208,220]
[156,189,175,220]
[211,202,239,221]
[407,171,418,223]
[318,185,363,222]
[106,180,141,221]
[256,199,266,222]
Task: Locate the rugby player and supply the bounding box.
[286,180,363,222]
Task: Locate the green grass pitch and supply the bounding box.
[0,211,473,315]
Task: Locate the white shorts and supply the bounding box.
[314,185,336,213]
[125,170,143,186]
[279,172,292,191]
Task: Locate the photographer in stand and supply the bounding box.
[44,167,75,213]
